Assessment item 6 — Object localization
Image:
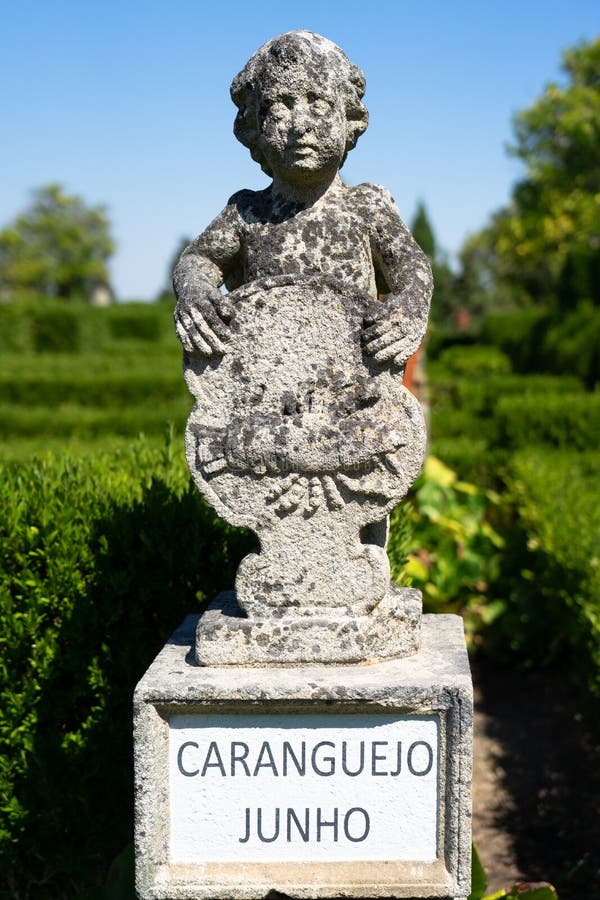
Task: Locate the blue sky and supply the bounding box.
[1,0,598,299]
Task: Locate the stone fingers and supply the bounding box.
[175,296,232,354]
[188,305,228,353]
[364,327,405,356]
[175,308,213,354]
[197,295,232,340]
[364,330,413,363]
[362,318,390,341]
[373,338,411,362]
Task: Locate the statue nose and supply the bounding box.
[291,101,311,132]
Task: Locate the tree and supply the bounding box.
[0,184,114,301]
[410,202,462,326]
[156,236,192,303]
[411,201,436,259]
[464,38,600,310]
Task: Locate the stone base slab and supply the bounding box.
[134,613,472,900]
[195,584,422,666]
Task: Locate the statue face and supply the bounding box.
[256,65,347,186]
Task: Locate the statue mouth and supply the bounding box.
[288,142,317,153]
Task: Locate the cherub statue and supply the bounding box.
[174,31,432,664]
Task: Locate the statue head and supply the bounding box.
[231,31,369,179]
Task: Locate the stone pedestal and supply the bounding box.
[134,613,472,900]
[195,587,422,666]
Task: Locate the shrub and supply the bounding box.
[429,373,587,481]
[0,300,175,356]
[425,328,477,361]
[30,307,81,353]
[479,304,600,388]
[107,306,162,342]
[0,397,191,439]
[495,392,600,451]
[479,309,551,373]
[435,344,512,377]
[0,371,186,408]
[0,303,31,353]
[543,303,600,388]
[496,449,600,696]
[470,844,557,900]
[429,404,498,442]
[389,457,505,647]
[448,373,583,419]
[0,438,254,898]
[428,436,495,483]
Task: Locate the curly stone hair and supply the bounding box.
[230,31,369,176]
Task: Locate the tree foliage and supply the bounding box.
[410,202,465,326]
[156,235,192,303]
[0,184,114,302]
[411,201,436,259]
[466,38,600,310]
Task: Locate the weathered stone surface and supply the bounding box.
[134,613,472,899]
[173,30,433,662]
[195,585,422,665]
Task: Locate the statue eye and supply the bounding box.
[307,94,331,114]
[258,100,272,119]
[259,98,288,122]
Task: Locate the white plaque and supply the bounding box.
[169,713,439,864]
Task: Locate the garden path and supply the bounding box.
[472,658,600,900]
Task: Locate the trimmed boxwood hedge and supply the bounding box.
[496,392,600,451]
[0,440,254,898]
[497,449,600,696]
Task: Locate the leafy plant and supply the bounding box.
[469,844,558,900]
[390,457,505,647]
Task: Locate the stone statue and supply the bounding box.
[173,31,432,665]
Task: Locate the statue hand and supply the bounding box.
[362,297,424,368]
[174,285,232,355]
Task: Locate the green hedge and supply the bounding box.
[30,307,82,353]
[425,327,477,361]
[543,304,600,389]
[479,305,600,387]
[434,344,512,377]
[429,374,590,474]
[0,398,191,439]
[497,449,600,695]
[0,348,181,380]
[107,307,163,342]
[496,392,600,451]
[0,440,254,898]
[479,308,552,372]
[0,371,186,407]
[447,373,583,418]
[0,300,176,356]
[428,436,496,483]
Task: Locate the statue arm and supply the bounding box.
[363,186,433,368]
[173,200,242,355]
